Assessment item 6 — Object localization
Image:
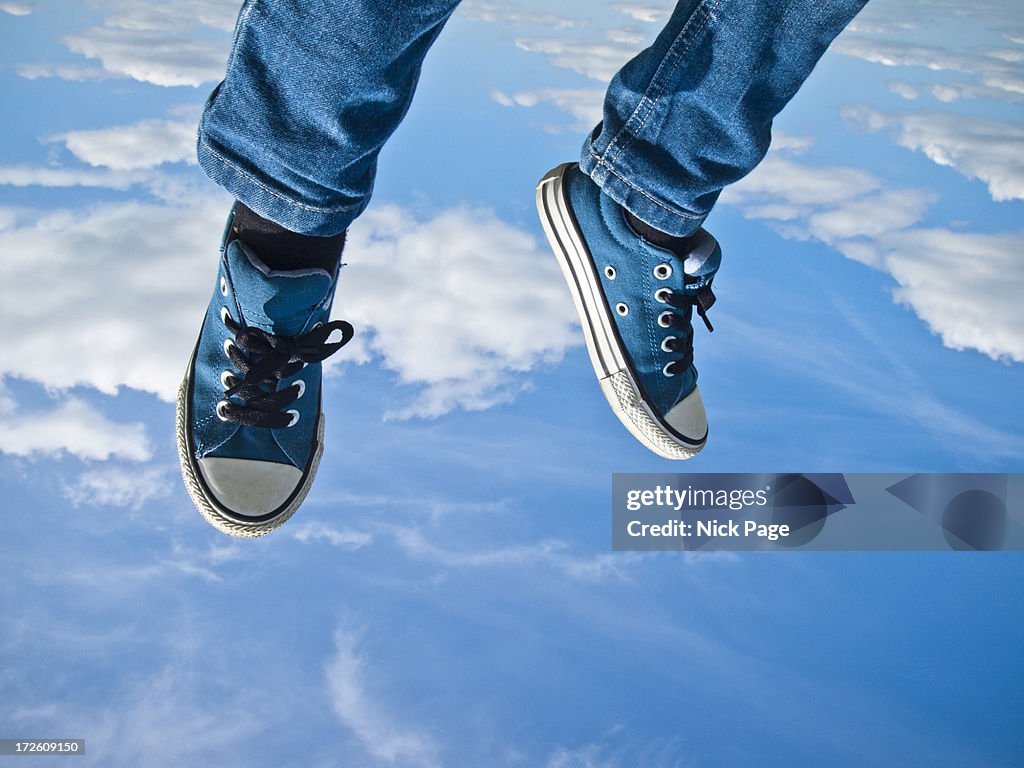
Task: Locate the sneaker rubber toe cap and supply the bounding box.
[197,457,303,518]
[664,385,708,445]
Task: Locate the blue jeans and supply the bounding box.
[198,0,866,237]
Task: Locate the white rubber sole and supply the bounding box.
[536,163,706,460]
[175,350,323,538]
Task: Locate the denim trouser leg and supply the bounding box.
[198,0,462,236]
[198,0,864,238]
[581,0,868,236]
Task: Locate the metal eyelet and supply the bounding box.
[604,266,616,280]
[616,302,629,316]
[220,276,228,296]
[661,336,678,353]
[220,306,231,325]
[658,311,673,328]
[655,288,673,303]
[653,263,672,279]
[223,338,236,357]
[662,362,676,377]
[286,410,300,427]
[216,400,231,421]
[220,370,236,389]
[292,379,305,399]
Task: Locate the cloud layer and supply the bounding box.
[339,205,580,418]
[724,145,1024,363]
[0,183,578,418]
[845,107,1024,202]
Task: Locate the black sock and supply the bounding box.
[229,202,346,273]
[624,210,702,259]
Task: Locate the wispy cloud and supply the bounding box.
[491,87,604,131]
[458,0,582,29]
[832,37,1024,103]
[0,165,152,189]
[326,628,440,767]
[293,521,373,551]
[63,464,173,508]
[0,2,34,16]
[15,62,113,82]
[387,523,647,582]
[613,4,670,24]
[514,37,638,82]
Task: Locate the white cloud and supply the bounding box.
[832,22,1024,103]
[293,521,373,550]
[50,116,198,171]
[724,147,1024,364]
[0,198,576,420]
[7,653,265,768]
[845,107,1024,202]
[54,0,236,87]
[0,2,34,15]
[0,165,149,189]
[16,63,114,82]
[490,87,604,130]
[63,464,172,508]
[806,188,934,244]
[63,28,228,87]
[614,4,670,24]
[386,525,644,582]
[0,387,151,461]
[458,0,581,29]
[326,629,439,768]
[514,37,638,82]
[875,229,1024,363]
[726,154,882,209]
[606,28,646,46]
[887,81,920,100]
[88,0,237,32]
[339,205,580,418]
[0,199,223,401]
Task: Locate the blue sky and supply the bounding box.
[0,0,1022,766]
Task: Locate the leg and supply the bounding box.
[538,0,865,458]
[584,0,868,236]
[181,0,461,536]
[198,0,463,236]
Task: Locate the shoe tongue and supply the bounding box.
[682,229,720,282]
[226,240,333,336]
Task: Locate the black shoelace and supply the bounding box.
[661,283,715,376]
[219,315,354,429]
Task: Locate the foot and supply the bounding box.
[536,163,720,459]
[177,208,353,537]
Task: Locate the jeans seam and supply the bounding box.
[591,159,704,221]
[603,0,719,172]
[199,136,362,216]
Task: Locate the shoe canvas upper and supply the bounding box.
[564,166,721,417]
[189,238,337,469]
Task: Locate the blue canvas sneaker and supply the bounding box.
[176,211,353,537]
[536,163,720,459]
